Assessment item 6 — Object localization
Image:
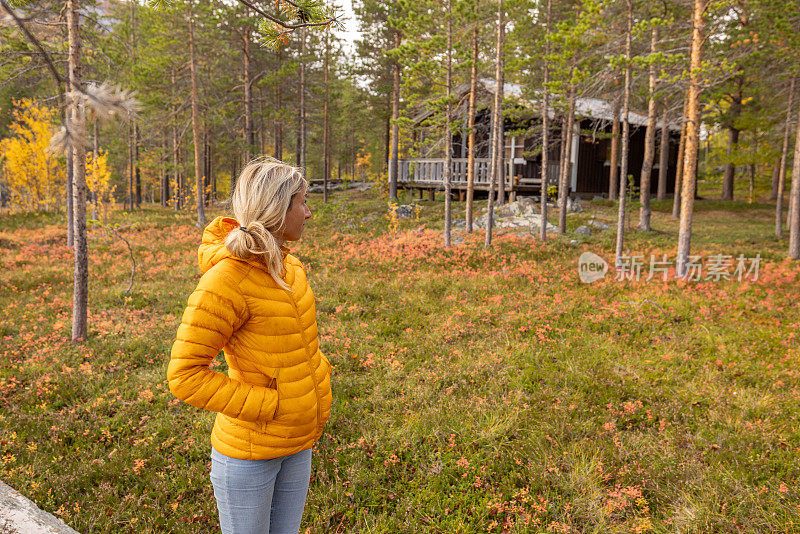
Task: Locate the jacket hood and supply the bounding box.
[198,216,289,274]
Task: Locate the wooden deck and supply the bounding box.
[396,158,560,194]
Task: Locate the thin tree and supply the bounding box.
[656,103,669,200]
[444,0,453,247]
[539,0,551,242]
[557,78,575,234]
[789,103,800,258]
[676,0,706,276]
[389,29,401,201]
[242,13,256,160]
[637,25,658,231]
[66,0,88,341]
[672,93,688,219]
[465,15,479,234]
[776,78,795,238]
[614,0,633,267]
[299,27,307,170]
[188,0,205,226]
[323,29,330,203]
[485,0,504,248]
[608,90,621,200]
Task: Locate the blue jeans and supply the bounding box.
[210,447,312,534]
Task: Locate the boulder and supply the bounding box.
[575,225,592,236]
[588,219,610,230]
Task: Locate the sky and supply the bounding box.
[332,0,360,56]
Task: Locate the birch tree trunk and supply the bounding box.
[539,0,551,241]
[389,30,401,201]
[637,25,658,231]
[444,0,453,247]
[657,104,669,200]
[188,0,205,226]
[485,0,504,248]
[776,78,795,238]
[608,92,621,200]
[672,93,689,219]
[676,0,706,276]
[67,0,88,342]
[465,20,479,234]
[614,0,633,268]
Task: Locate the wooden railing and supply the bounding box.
[397,158,560,188]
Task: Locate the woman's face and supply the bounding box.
[277,187,312,242]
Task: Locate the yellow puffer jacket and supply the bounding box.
[167,216,332,460]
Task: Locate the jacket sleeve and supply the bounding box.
[167,270,278,423]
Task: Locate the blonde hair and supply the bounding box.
[225,157,307,290]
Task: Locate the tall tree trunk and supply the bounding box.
[188,0,206,226]
[243,19,255,160]
[485,0,504,248]
[299,28,306,170]
[539,0,551,242]
[66,143,74,246]
[134,122,141,206]
[789,102,800,257]
[127,122,133,209]
[495,10,506,207]
[465,20,479,234]
[67,0,87,342]
[444,0,453,247]
[721,79,742,201]
[172,125,179,210]
[770,159,780,201]
[614,0,633,267]
[323,31,330,203]
[637,26,658,231]
[389,30,401,201]
[274,48,283,160]
[558,82,575,234]
[384,109,390,174]
[608,91,621,200]
[748,130,757,203]
[657,103,669,200]
[672,93,689,219]
[676,0,706,276]
[777,78,795,238]
[92,120,99,219]
[722,126,740,200]
[162,138,169,207]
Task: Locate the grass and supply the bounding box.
[0,186,798,533]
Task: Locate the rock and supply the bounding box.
[392,204,416,219]
[592,195,605,202]
[588,219,610,230]
[556,197,583,212]
[570,239,579,244]
[575,225,592,236]
[453,219,466,227]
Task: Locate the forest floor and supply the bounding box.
[0,184,798,533]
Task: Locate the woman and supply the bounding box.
[167,157,332,534]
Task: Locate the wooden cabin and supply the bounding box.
[396,81,681,200]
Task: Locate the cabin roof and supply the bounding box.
[413,79,680,132]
